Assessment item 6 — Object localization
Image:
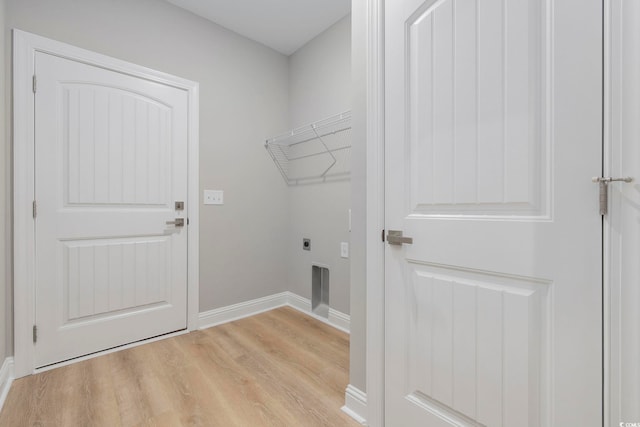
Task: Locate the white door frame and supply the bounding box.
[364,1,614,426]
[603,2,612,424]
[603,1,637,425]
[12,29,200,378]
[364,0,385,426]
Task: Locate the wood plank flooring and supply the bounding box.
[0,307,359,426]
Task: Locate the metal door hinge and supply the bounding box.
[32,75,37,93]
[32,325,37,343]
[381,229,385,242]
[32,201,37,219]
[592,176,634,215]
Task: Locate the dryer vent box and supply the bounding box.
[312,265,329,319]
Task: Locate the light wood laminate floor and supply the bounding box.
[0,307,359,426]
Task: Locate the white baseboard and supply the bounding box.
[342,384,367,425]
[199,291,350,333]
[286,292,350,333]
[0,358,14,412]
[198,292,289,330]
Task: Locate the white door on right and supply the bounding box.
[385,0,602,426]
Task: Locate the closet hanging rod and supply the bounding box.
[273,126,350,148]
[286,145,350,162]
[265,111,351,146]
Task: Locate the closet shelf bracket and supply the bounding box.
[264,111,352,185]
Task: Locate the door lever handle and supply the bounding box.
[166,218,185,227]
[387,230,413,245]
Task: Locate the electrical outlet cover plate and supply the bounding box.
[204,190,224,205]
[341,242,349,258]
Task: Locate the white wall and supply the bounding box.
[0,0,7,362]
[286,16,351,315]
[4,0,291,327]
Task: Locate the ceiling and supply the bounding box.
[165,0,351,56]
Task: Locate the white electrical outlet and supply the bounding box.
[204,190,224,205]
[341,242,349,258]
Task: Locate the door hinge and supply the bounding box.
[32,75,37,93]
[381,229,385,242]
[32,325,37,344]
[592,176,634,215]
[32,200,37,219]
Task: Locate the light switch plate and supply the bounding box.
[204,190,224,205]
[341,242,349,258]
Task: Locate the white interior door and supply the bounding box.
[35,51,189,367]
[608,0,640,423]
[385,0,602,425]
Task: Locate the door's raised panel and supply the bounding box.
[64,84,172,206]
[407,0,548,217]
[63,236,172,322]
[405,262,548,425]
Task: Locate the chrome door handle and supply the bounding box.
[387,230,413,245]
[166,218,185,227]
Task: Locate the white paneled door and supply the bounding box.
[34,52,189,367]
[385,0,602,425]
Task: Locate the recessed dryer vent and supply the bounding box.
[312,265,330,319]
[265,111,352,185]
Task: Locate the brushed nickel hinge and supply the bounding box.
[32,200,37,219]
[592,176,634,215]
[32,325,37,344]
[32,75,37,93]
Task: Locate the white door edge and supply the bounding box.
[12,29,200,378]
[363,0,385,426]
[603,1,612,425]
[32,329,190,376]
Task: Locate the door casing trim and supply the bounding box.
[364,0,385,426]
[12,29,200,378]
[603,1,611,424]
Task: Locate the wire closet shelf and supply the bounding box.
[265,111,352,185]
